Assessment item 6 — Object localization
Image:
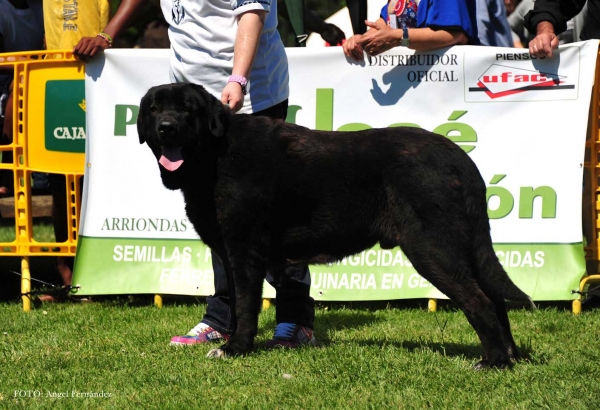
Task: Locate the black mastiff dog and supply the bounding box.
[138,83,534,369]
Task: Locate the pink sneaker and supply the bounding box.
[170,323,229,346]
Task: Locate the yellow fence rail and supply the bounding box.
[0,51,85,311]
[575,47,600,313]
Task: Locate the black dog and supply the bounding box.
[138,83,534,369]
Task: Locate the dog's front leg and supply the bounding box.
[207,250,266,359]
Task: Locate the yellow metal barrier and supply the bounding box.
[0,51,84,311]
[577,47,600,314]
[0,50,166,310]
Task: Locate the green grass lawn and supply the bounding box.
[0,217,56,244]
[1,220,599,409]
[0,299,599,409]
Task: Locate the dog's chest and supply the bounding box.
[182,191,221,246]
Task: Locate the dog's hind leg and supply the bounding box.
[470,243,533,361]
[473,284,526,362]
[488,297,521,360]
[399,239,514,369]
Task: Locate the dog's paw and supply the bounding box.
[206,348,228,359]
[473,359,512,371]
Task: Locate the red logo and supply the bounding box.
[470,64,572,99]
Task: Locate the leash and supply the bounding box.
[8,269,80,297]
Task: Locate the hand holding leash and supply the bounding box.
[221,82,245,113]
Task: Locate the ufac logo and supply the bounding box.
[45,80,86,153]
[468,64,574,100]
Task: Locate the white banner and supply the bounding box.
[74,41,599,300]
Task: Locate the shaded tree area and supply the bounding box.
[111,0,347,48]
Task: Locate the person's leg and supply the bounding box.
[32,173,73,303]
[171,99,315,347]
[265,264,316,348]
[171,251,232,345]
[48,173,73,286]
[202,251,234,333]
[253,100,316,348]
[0,79,13,140]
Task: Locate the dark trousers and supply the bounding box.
[201,100,315,334]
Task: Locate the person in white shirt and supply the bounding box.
[73,0,317,349]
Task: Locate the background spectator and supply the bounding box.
[344,0,478,60]
[138,19,169,48]
[0,0,44,197]
[524,0,599,58]
[477,0,514,47]
[508,0,584,49]
[506,0,532,47]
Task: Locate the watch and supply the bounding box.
[401,28,410,47]
[228,75,248,95]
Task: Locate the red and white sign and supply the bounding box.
[464,46,581,102]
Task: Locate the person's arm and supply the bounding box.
[222,10,265,112]
[524,0,587,35]
[524,0,587,57]
[72,0,147,59]
[344,19,467,60]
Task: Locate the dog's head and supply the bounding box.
[137,83,228,189]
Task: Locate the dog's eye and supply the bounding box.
[150,106,159,114]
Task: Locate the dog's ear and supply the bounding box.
[192,84,227,138]
[209,101,226,137]
[137,93,146,144]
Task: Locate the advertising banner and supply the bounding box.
[73,42,599,300]
[44,79,87,153]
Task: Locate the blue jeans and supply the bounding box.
[201,99,314,334]
[202,252,314,334]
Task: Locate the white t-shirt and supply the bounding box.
[160,0,289,114]
[0,0,44,52]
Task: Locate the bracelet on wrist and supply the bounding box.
[97,32,113,48]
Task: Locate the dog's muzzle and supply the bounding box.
[156,118,184,172]
[157,119,179,138]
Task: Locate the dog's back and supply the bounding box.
[226,123,476,258]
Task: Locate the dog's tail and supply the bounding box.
[462,161,536,310]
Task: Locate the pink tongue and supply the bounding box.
[159,147,183,172]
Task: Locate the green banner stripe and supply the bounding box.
[73,236,586,301]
